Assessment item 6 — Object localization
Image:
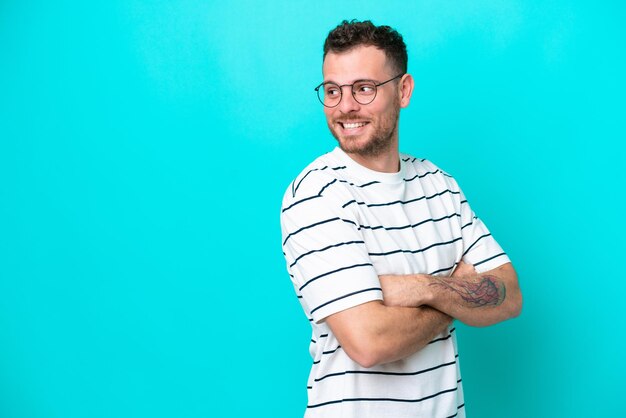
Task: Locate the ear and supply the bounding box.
[399,73,415,108]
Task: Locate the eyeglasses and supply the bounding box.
[314,73,404,107]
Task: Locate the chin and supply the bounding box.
[338,132,394,158]
[330,125,368,152]
[337,136,371,154]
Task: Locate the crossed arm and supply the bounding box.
[325,302,452,368]
[324,261,522,367]
[380,261,522,327]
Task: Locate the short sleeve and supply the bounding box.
[281,187,382,323]
[456,185,511,273]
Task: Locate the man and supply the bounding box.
[280,20,522,418]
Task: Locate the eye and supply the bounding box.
[324,85,340,97]
[355,82,376,95]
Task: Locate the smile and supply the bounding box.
[340,122,369,129]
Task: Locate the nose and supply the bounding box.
[338,86,361,114]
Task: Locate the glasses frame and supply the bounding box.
[314,73,405,108]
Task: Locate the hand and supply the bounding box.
[451,261,477,278]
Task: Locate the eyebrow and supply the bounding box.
[322,78,377,85]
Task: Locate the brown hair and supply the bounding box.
[323,20,408,74]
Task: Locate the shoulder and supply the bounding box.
[400,153,460,189]
[400,153,449,177]
[281,151,348,208]
[280,151,360,237]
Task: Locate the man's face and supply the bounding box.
[322,45,401,157]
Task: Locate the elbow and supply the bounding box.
[505,281,523,320]
[503,264,523,319]
[497,290,523,324]
[340,331,390,368]
[342,341,383,368]
[509,291,523,319]
[325,301,402,368]
[351,352,379,369]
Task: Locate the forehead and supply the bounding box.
[322,45,391,82]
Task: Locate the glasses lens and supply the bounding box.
[353,81,377,105]
[318,83,341,107]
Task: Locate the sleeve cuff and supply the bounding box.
[311,288,383,323]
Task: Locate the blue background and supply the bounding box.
[1,1,624,417]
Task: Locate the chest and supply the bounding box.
[343,179,463,276]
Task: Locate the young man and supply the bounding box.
[280,20,522,417]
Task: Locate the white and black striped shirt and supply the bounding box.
[281,147,509,418]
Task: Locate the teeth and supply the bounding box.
[342,122,366,129]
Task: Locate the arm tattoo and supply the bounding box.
[430,275,506,307]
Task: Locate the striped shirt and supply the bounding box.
[280,147,510,418]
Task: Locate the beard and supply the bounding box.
[327,102,401,158]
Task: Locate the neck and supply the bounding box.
[346,141,400,173]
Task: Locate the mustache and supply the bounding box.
[334,116,370,122]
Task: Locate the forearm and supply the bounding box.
[326,302,452,368]
[423,275,514,326]
[382,263,522,327]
